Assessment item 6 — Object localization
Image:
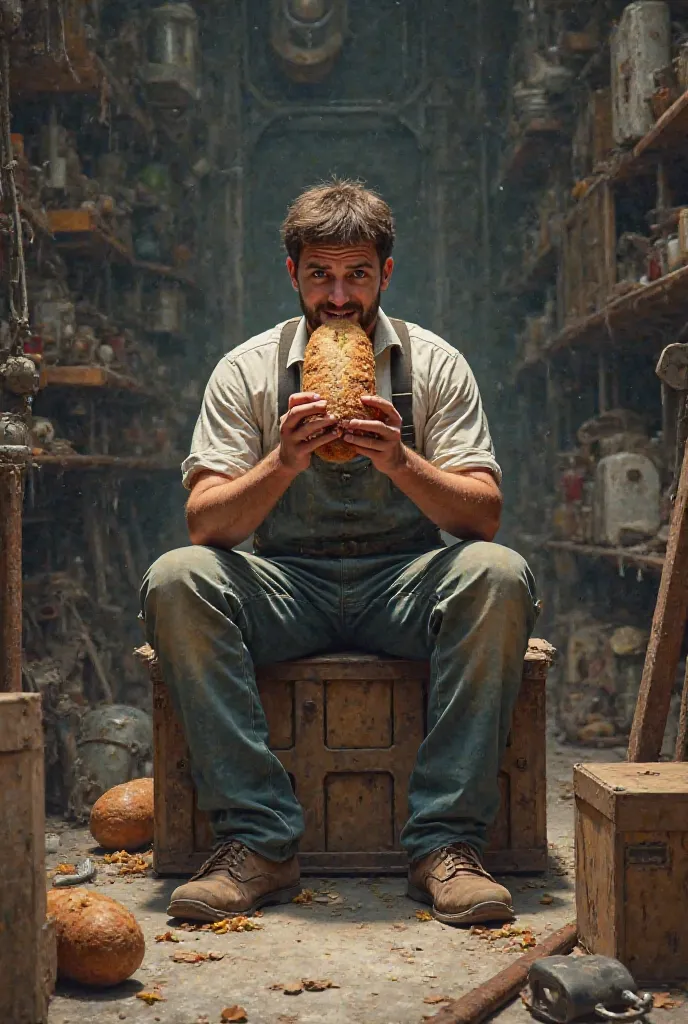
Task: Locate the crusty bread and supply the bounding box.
[302,321,376,462]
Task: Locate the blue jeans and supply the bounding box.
[140,541,538,863]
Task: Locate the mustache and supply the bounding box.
[318,303,363,314]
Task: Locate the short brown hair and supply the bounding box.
[281,178,395,267]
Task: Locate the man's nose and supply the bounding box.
[328,279,349,307]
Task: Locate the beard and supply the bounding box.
[299,288,381,335]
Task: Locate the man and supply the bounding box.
[141,179,537,928]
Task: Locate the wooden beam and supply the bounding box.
[628,440,688,760]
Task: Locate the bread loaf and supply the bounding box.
[47,888,145,987]
[302,322,376,462]
[89,777,154,851]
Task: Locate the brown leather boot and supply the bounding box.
[407,843,514,925]
[167,840,301,922]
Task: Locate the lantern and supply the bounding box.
[143,3,199,107]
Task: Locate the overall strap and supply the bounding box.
[277,318,301,420]
[388,317,416,450]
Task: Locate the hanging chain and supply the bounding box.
[0,33,30,355]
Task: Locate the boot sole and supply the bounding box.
[406,882,514,926]
[168,883,303,923]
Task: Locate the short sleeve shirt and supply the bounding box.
[181,308,501,489]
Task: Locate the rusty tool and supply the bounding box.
[628,343,688,761]
[425,921,578,1024]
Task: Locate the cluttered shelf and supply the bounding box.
[546,539,665,574]
[46,210,198,289]
[516,261,688,371]
[30,454,182,472]
[39,365,146,393]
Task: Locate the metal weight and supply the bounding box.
[525,956,653,1024]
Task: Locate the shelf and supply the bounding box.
[11,49,101,96]
[31,454,182,472]
[39,365,145,393]
[47,210,131,263]
[546,540,665,574]
[518,262,688,369]
[42,210,197,288]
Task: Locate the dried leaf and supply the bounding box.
[208,951,226,961]
[415,910,433,922]
[653,993,682,1010]
[276,1016,299,1024]
[539,895,554,905]
[220,1007,248,1022]
[302,979,339,992]
[155,930,180,943]
[103,850,152,876]
[424,995,452,1005]
[55,863,77,875]
[172,951,210,964]
[283,983,304,996]
[210,916,262,934]
[292,890,314,905]
[136,991,166,1005]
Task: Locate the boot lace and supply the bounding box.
[438,843,492,879]
[191,839,249,881]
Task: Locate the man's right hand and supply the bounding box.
[278,392,342,474]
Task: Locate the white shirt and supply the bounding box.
[181,309,501,489]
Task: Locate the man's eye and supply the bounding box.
[352,270,366,279]
[312,270,327,279]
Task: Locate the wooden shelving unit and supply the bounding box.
[39,364,146,393]
[546,540,665,574]
[30,454,182,472]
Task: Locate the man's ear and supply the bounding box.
[286,256,299,291]
[380,257,394,292]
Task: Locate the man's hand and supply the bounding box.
[279,392,343,474]
[341,394,406,475]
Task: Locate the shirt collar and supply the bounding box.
[286,308,402,369]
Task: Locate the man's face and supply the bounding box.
[287,241,394,336]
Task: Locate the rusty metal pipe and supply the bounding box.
[427,921,578,1024]
[0,445,29,692]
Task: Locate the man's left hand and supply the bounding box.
[340,395,407,475]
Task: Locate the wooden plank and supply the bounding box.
[31,454,181,471]
[633,88,688,162]
[0,450,27,692]
[0,693,55,1022]
[546,539,665,573]
[628,441,688,760]
[40,365,143,392]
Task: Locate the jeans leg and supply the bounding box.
[140,545,340,862]
[347,542,538,862]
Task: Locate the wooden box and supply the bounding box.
[560,180,616,323]
[0,693,56,1023]
[575,762,688,983]
[143,640,553,877]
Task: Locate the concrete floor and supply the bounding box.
[46,739,687,1024]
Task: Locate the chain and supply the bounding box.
[0,33,30,355]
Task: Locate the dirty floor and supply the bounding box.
[46,739,687,1024]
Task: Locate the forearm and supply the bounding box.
[186,449,298,548]
[386,448,502,541]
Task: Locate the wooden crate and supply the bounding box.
[560,180,616,323]
[0,693,56,1022]
[145,640,552,877]
[575,762,688,983]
